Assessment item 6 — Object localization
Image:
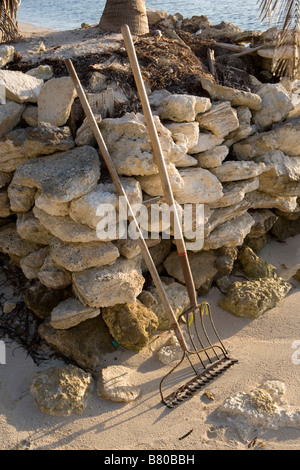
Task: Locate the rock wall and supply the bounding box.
[0,66,300,370]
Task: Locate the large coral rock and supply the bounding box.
[200,77,262,110]
[0,223,40,264]
[0,70,44,103]
[173,168,223,204]
[163,250,218,290]
[38,315,116,370]
[37,76,77,126]
[30,365,93,416]
[20,122,75,158]
[219,277,292,318]
[209,178,259,209]
[158,93,211,122]
[210,161,266,182]
[37,255,72,289]
[139,279,190,330]
[50,297,100,329]
[203,212,255,250]
[165,122,199,152]
[257,151,300,196]
[49,238,119,272]
[100,112,187,176]
[11,146,100,204]
[252,83,294,130]
[72,256,145,308]
[102,300,159,352]
[195,145,229,169]
[0,101,25,139]
[238,246,277,279]
[196,102,239,138]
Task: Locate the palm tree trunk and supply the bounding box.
[99,0,149,35]
[0,0,20,42]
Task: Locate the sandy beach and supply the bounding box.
[0,234,299,451]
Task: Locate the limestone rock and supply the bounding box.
[165,122,199,152]
[38,315,116,370]
[253,83,294,129]
[37,77,77,126]
[271,215,300,240]
[50,238,119,272]
[195,145,229,169]
[21,123,75,158]
[203,212,255,250]
[115,238,141,259]
[33,206,100,243]
[0,70,44,103]
[26,65,53,80]
[196,102,239,138]
[158,93,211,122]
[0,189,12,217]
[215,246,238,276]
[210,161,266,182]
[88,72,107,92]
[100,113,187,176]
[20,247,49,280]
[209,178,259,209]
[224,122,257,147]
[102,300,159,352]
[174,168,223,204]
[0,101,25,139]
[37,255,72,289]
[69,177,142,229]
[25,281,72,319]
[141,238,173,272]
[137,163,184,197]
[139,279,190,330]
[0,224,40,264]
[22,105,38,127]
[157,331,192,365]
[247,209,278,238]
[146,7,168,24]
[257,151,300,196]
[98,365,141,403]
[205,200,251,236]
[238,246,277,279]
[35,193,70,217]
[0,129,28,172]
[233,120,300,160]
[236,106,252,124]
[50,297,100,329]
[245,190,298,213]
[75,115,102,147]
[72,256,145,308]
[30,365,93,416]
[16,211,54,245]
[163,250,218,290]
[200,77,262,110]
[189,132,224,154]
[219,277,292,318]
[175,153,198,167]
[218,380,300,431]
[11,146,100,204]
[0,171,12,188]
[0,45,15,68]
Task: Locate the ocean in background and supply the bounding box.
[18,0,270,32]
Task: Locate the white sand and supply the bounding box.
[0,235,299,451]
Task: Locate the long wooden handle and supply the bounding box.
[121,24,198,307]
[64,58,189,351]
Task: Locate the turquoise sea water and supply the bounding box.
[18,0,270,32]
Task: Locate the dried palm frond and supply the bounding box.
[0,0,21,42]
[258,0,300,78]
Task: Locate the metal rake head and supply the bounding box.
[159,302,238,408]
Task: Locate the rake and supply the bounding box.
[65,27,237,408]
[121,24,238,407]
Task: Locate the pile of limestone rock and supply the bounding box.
[0,63,300,372]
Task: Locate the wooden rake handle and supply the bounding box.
[64,58,189,352]
[121,24,198,308]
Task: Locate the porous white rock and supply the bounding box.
[72,256,145,308]
[210,161,266,182]
[16,211,54,245]
[164,122,199,152]
[253,83,294,129]
[0,101,25,139]
[209,178,260,209]
[0,70,44,103]
[38,255,72,289]
[159,93,211,122]
[37,76,77,126]
[0,45,15,68]
[137,163,184,197]
[98,365,141,403]
[196,102,239,138]
[189,132,224,154]
[173,167,223,204]
[203,212,255,250]
[195,145,229,169]
[50,298,101,330]
[20,246,50,280]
